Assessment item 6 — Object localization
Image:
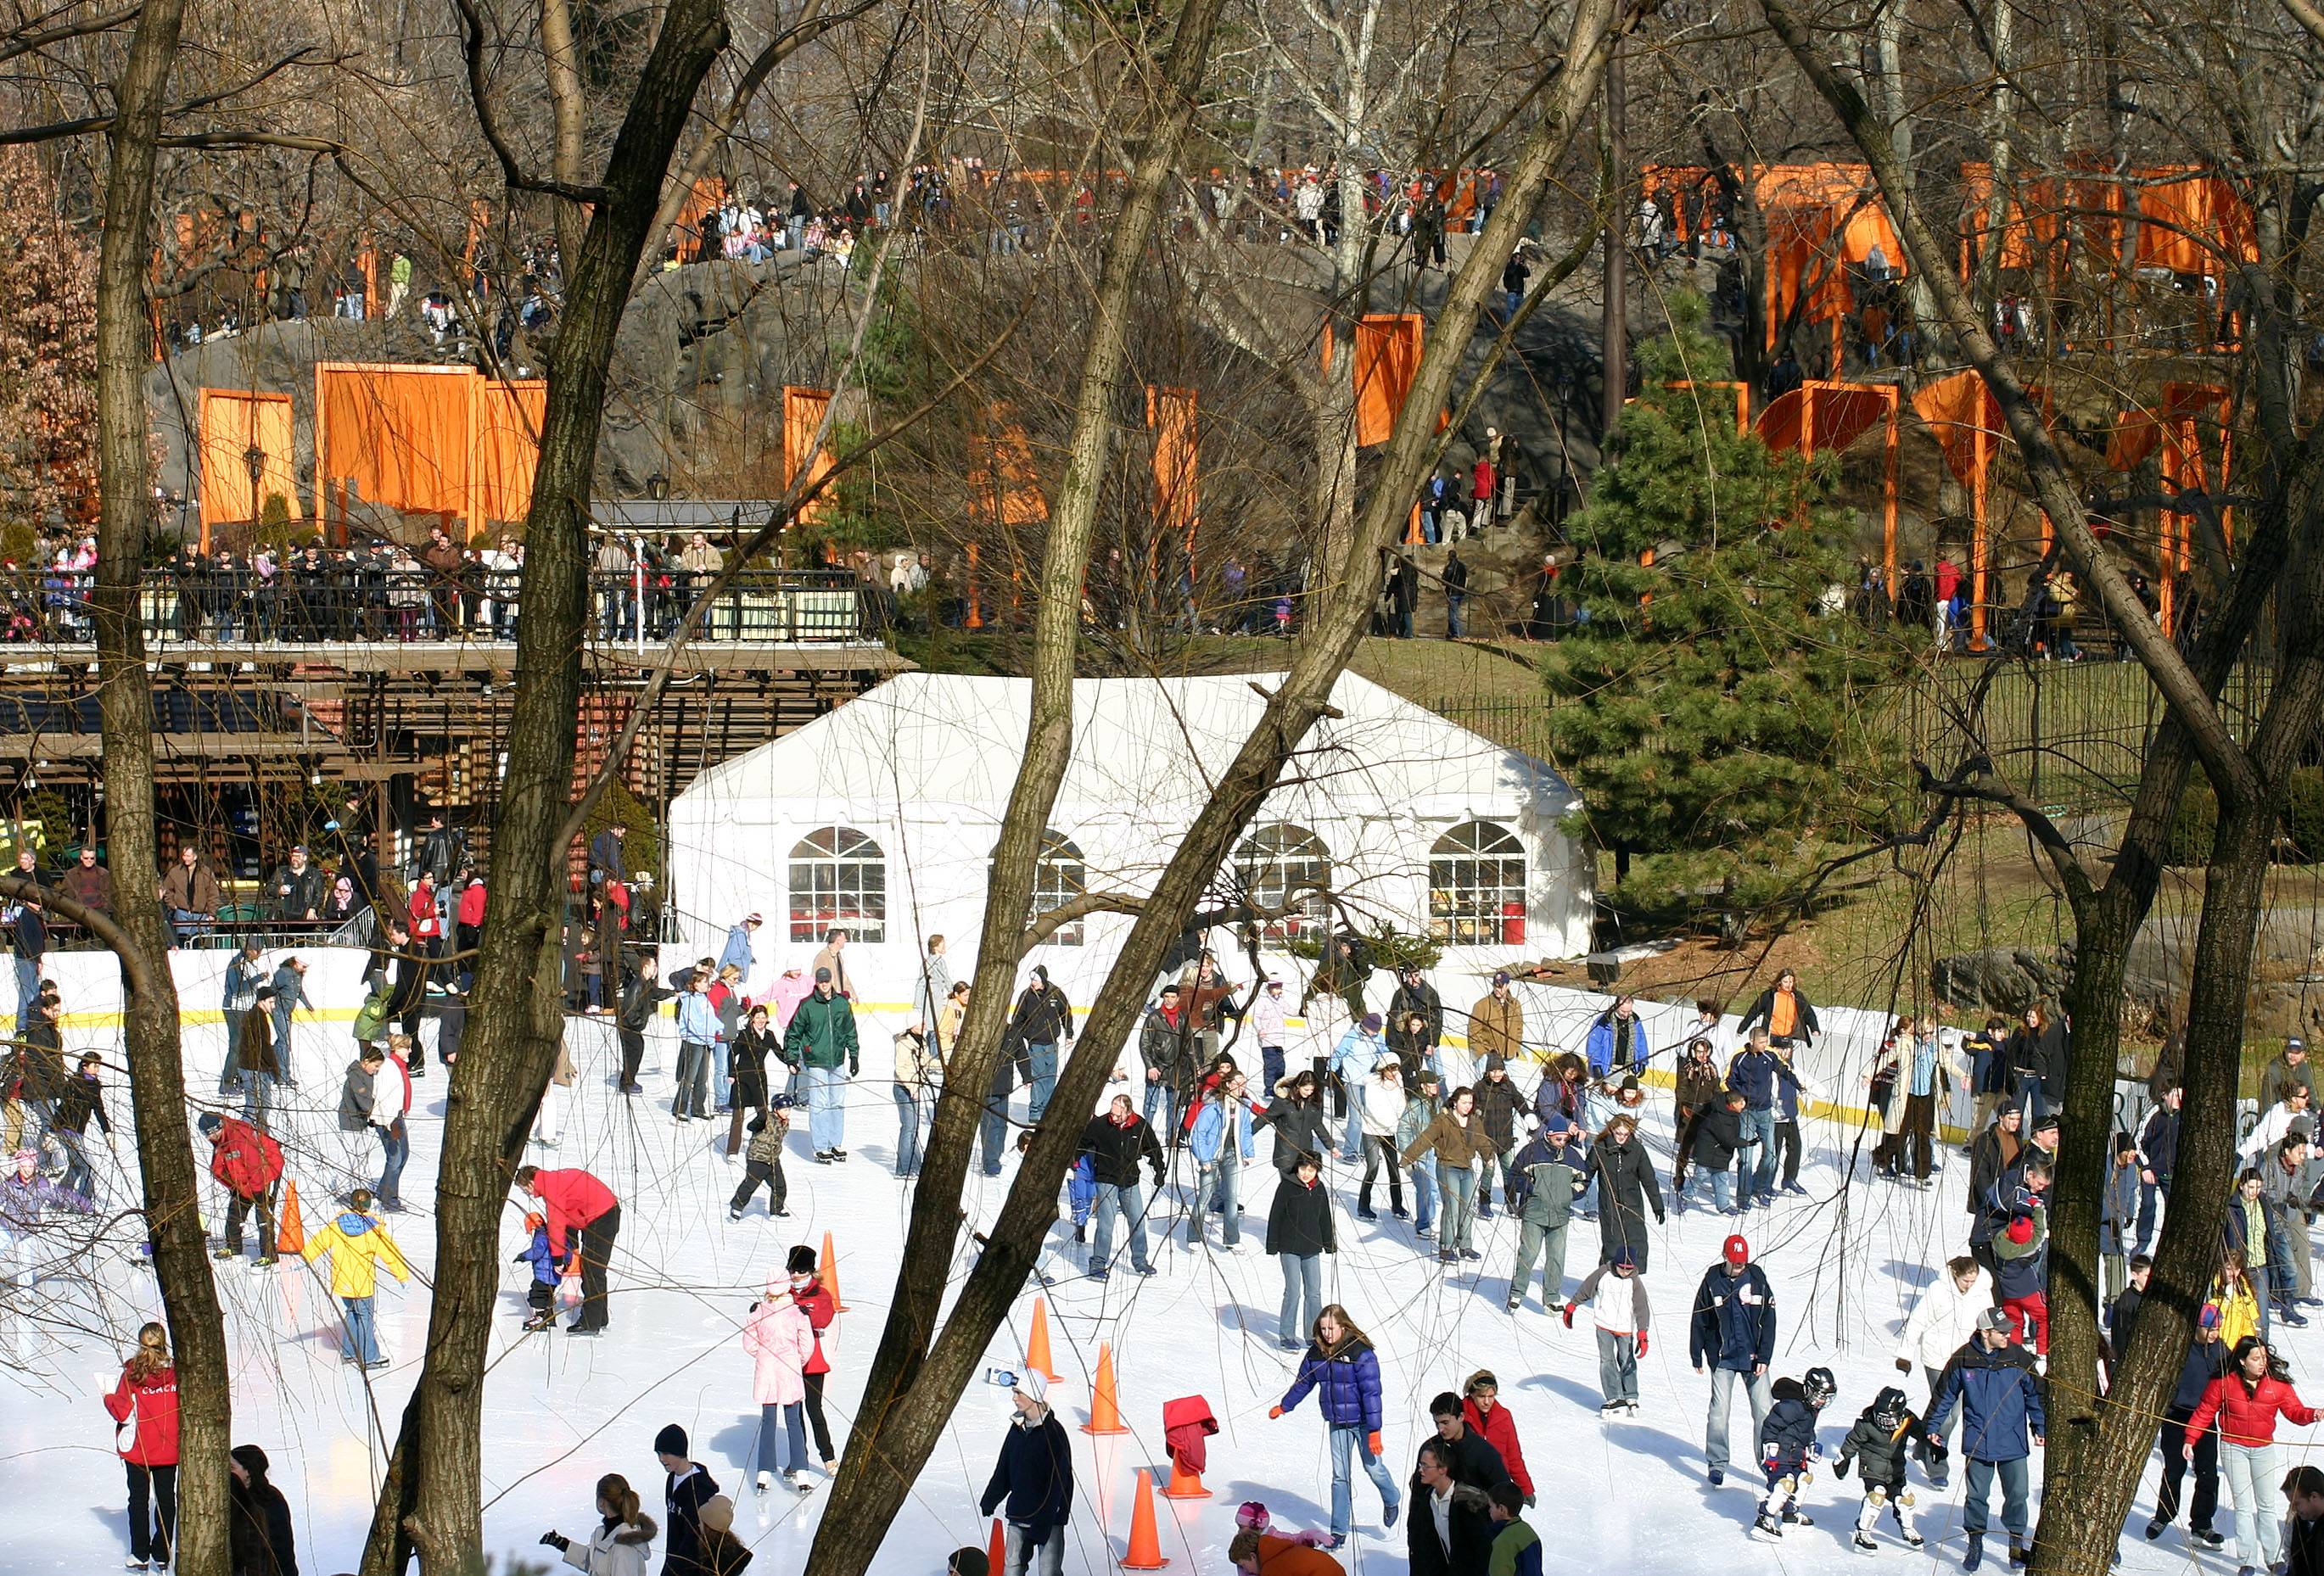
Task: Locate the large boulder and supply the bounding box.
[1929,945,2075,1015]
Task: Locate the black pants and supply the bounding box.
[2157,1409,2219,1531]
[731,1157,787,1215]
[225,1184,277,1257]
[619,1028,645,1088]
[1358,1136,1404,1215]
[804,1368,836,1461]
[126,1461,177,1563]
[1776,1119,1802,1187]
[574,1204,620,1330]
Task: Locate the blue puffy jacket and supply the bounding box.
[1926,1339,2046,1462]
[1280,1337,1385,1432]
[1689,1262,1777,1373]
[1758,1378,1823,1469]
[1189,1098,1253,1165]
[518,1224,557,1286]
[1585,1010,1650,1077]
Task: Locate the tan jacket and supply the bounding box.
[1469,992,1524,1064]
[1401,1109,1498,1169]
[160,861,221,914]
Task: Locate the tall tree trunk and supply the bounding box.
[1974,0,2015,304]
[90,5,229,1575]
[356,1,731,1570]
[804,6,1639,1572]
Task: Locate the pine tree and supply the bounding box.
[1543,292,1905,913]
[0,148,98,534]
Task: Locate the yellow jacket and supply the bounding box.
[1468,992,1525,1064]
[302,1210,412,1299]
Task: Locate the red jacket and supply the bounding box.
[408,885,441,939]
[2189,1372,2319,1449]
[1471,459,1496,501]
[797,1281,837,1375]
[207,1118,283,1200]
[105,1364,181,1467]
[532,1169,618,1258]
[457,881,487,927]
[1464,1397,1533,1497]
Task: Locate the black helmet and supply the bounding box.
[1870,1385,1909,1430]
[1803,1366,1838,1407]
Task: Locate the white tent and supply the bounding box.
[663,670,1593,1011]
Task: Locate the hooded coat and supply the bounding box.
[300,1210,413,1298]
[742,1288,815,1406]
[1279,1333,1385,1430]
[559,1513,659,1576]
[228,1446,299,1576]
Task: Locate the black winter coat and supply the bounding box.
[981,1411,1074,1529]
[1078,1114,1165,1189]
[1689,1107,1745,1171]
[1387,981,1444,1058]
[1759,1378,1823,1465]
[730,1025,780,1107]
[1473,1076,1526,1151]
[228,1478,298,1576]
[664,1462,722,1576]
[1005,982,1074,1048]
[1407,1482,1495,1576]
[1835,1407,1918,1489]
[2007,1021,2068,1087]
[1590,1135,1664,1255]
[1257,1088,1332,1174]
[1266,1173,1336,1257]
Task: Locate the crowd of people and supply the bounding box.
[25,880,2324,1576]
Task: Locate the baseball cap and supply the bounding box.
[1723,1234,1750,1266]
[2292,1036,2308,1052]
[2199,1304,2222,1331]
[815,966,832,982]
[1977,1308,2017,1336]
[1492,970,1511,986]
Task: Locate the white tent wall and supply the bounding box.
[660,671,1595,1020]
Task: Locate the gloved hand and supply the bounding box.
[1807,1442,1824,1461]
[1367,1432,1383,1457]
[1560,1305,1575,1328]
[540,1531,569,1552]
[1636,1331,1649,1359]
[848,1060,859,1078]
[1895,1357,1912,1373]
[1268,1406,1284,1419]
[1524,1494,1537,1508]
[1833,1456,1851,1478]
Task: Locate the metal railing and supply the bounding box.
[0,566,872,646]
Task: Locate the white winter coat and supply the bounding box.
[561,1515,658,1576]
[743,1289,815,1406]
[1358,1078,1408,1140]
[1248,992,1290,1048]
[1894,1266,1992,1372]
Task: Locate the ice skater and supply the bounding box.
[1751,1366,1835,1540]
[1834,1386,1925,1551]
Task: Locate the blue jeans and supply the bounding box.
[1261,1046,1286,1090]
[1705,1366,1772,1472]
[1686,1166,1734,1212]
[1191,1155,1240,1245]
[272,1004,296,1082]
[804,1065,845,1150]
[1447,594,1465,638]
[1024,1042,1057,1124]
[1962,1455,2032,1540]
[12,955,36,1028]
[2014,1076,2045,1125]
[1091,1180,1151,1272]
[56,1128,93,1199]
[219,1004,247,1093]
[1142,1078,1178,1136]
[1278,1252,1322,1338]
[1739,1108,1778,1204]
[1412,1161,1439,1234]
[980,1084,1011,1175]
[1327,1423,1400,1536]
[759,1400,808,1475]
[894,1084,923,1176]
[674,1041,713,1119]
[375,1120,409,1207]
[341,1295,381,1364]
[242,1075,276,1130]
[1440,1163,1478,1251]
[1341,1097,1364,1160]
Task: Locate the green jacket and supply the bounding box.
[352,991,391,1042]
[785,990,860,1072]
[1489,1516,1542,1576]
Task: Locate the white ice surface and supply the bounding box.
[2,1004,2313,1574]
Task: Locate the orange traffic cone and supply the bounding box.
[1081,1341,1129,1436]
[820,1230,848,1312]
[985,1515,1007,1576]
[1160,1453,1209,1500]
[1121,1469,1170,1569]
[274,1179,305,1256]
[1024,1295,1061,1383]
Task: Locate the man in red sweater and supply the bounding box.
[197,1110,284,1266]
[517,1165,620,1333]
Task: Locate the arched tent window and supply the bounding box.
[788,826,886,943]
[1429,819,1526,944]
[1233,822,1330,941]
[1032,831,1087,946]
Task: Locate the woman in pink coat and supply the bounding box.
[742,1273,817,1494]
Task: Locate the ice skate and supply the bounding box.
[1854,1531,1879,1553]
[1752,1511,1784,1541]
[790,1469,816,1493]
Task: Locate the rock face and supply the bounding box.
[1930,945,2075,1016]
